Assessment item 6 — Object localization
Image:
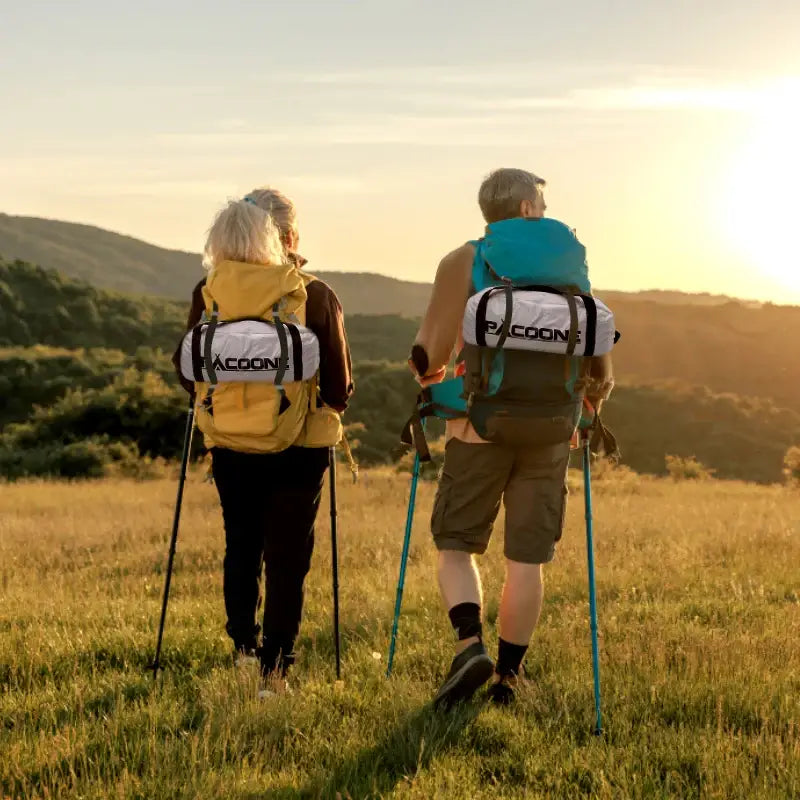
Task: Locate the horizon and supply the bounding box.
[4,209,796,307]
[2,1,799,303]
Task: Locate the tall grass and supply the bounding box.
[1,469,798,799]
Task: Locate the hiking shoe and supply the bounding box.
[234,648,260,669]
[434,641,494,710]
[487,675,517,706]
[258,673,291,700]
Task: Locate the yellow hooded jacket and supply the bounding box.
[194,259,343,453]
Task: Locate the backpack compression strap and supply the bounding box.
[199,302,220,415]
[399,407,431,463]
[190,325,204,383]
[589,414,620,459]
[203,302,220,385]
[581,408,620,460]
[478,260,514,349]
[272,303,292,414]
[398,379,468,462]
[286,323,304,381]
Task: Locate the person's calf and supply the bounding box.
[437,550,482,610]
[498,560,544,645]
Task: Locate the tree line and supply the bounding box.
[1,258,798,482]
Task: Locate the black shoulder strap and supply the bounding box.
[190,324,205,383]
[203,303,219,385]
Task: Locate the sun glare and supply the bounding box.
[721,79,800,296]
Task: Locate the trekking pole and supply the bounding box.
[582,428,603,735]
[329,446,342,680]
[149,399,196,682]
[386,445,422,677]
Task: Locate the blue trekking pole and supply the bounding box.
[581,427,603,735]
[386,447,422,677]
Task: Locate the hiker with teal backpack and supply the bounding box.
[406,168,617,708]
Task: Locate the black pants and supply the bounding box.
[211,445,330,673]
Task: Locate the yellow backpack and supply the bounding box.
[193,259,343,454]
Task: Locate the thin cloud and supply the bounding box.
[287,62,705,88]
[484,84,767,112]
[270,175,375,195]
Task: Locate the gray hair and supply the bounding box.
[242,187,298,241]
[202,198,287,271]
[478,168,546,223]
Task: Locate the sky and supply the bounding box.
[2,0,800,303]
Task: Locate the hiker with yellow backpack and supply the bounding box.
[172,188,353,695]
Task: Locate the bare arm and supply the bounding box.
[410,244,474,383]
[586,353,615,410]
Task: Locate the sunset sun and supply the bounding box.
[721,79,800,295]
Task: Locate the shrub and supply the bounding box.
[395,436,446,481]
[587,455,639,483]
[665,454,715,481]
[784,446,800,486]
[0,369,191,480]
[0,436,161,480]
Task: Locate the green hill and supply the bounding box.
[0,214,201,299]
[0,213,761,310]
[0,258,185,352]
[0,257,421,361]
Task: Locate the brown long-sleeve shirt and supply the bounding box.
[173,264,353,412]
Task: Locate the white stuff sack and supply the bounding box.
[179,319,320,383]
[463,288,616,356]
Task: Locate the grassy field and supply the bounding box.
[1,466,798,799]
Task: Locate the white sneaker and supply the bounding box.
[234,649,259,669]
[258,675,291,700]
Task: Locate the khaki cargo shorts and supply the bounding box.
[431,438,571,564]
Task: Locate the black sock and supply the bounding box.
[496,638,528,677]
[448,602,482,641]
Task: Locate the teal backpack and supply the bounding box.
[401,218,619,460]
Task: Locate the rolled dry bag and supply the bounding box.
[463,288,616,357]
[179,319,320,384]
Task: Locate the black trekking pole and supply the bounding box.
[149,400,196,682]
[329,446,342,680]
